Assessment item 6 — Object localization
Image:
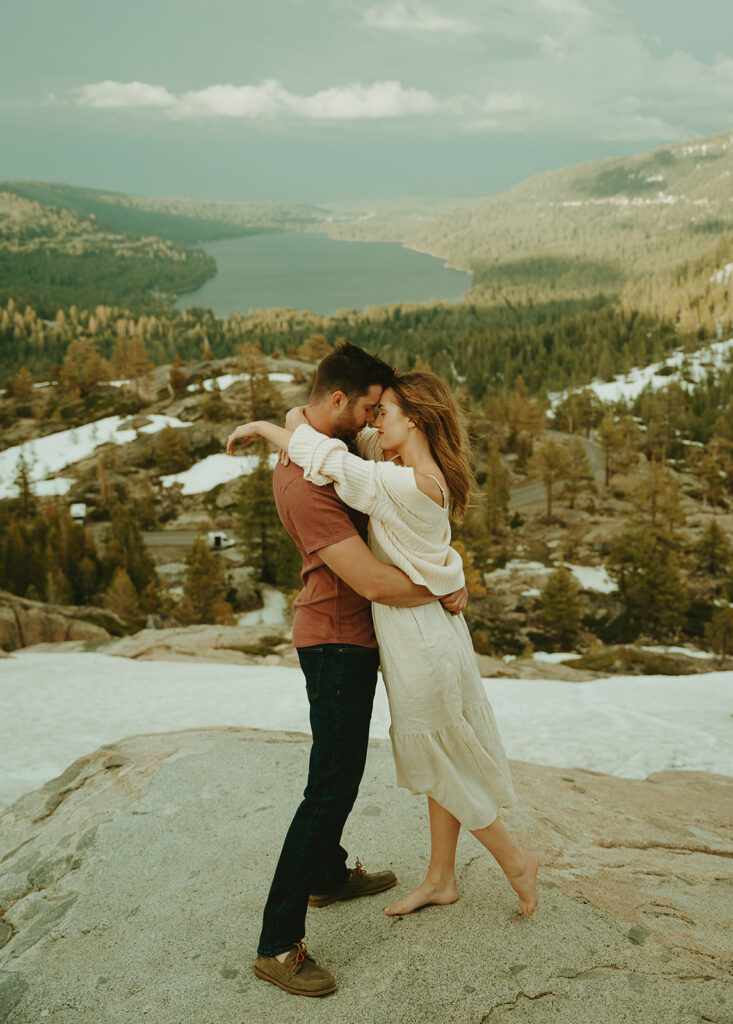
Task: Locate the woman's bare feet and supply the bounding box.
[384,879,459,916]
[505,852,539,916]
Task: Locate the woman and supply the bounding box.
[227,372,539,917]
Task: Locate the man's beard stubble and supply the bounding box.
[332,405,362,445]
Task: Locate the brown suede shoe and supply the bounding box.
[309,857,397,908]
[253,942,337,997]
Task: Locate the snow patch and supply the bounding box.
[2,652,732,810]
[238,586,288,627]
[161,452,278,495]
[186,371,295,393]
[0,414,192,500]
[549,337,733,407]
[565,563,616,594]
[532,651,583,663]
[711,263,733,285]
[485,560,615,594]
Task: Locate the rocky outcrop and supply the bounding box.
[474,653,602,682]
[0,729,730,1024]
[0,591,125,653]
[103,623,298,666]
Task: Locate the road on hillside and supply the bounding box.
[142,530,200,548]
[509,432,605,509]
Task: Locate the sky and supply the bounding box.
[2,0,733,202]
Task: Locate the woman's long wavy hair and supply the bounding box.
[388,371,475,522]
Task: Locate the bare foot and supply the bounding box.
[505,852,539,916]
[384,880,459,917]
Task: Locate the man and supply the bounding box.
[245,342,466,997]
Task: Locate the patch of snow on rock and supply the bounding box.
[566,563,616,593]
[711,263,733,285]
[238,586,288,627]
[549,337,733,407]
[187,372,295,393]
[532,651,583,663]
[0,414,192,500]
[2,652,733,809]
[161,452,278,495]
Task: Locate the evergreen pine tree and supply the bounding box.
[484,439,509,536]
[530,437,571,524]
[169,353,187,395]
[155,426,194,474]
[560,437,596,509]
[695,519,731,576]
[607,527,688,639]
[705,606,733,659]
[179,535,233,624]
[105,567,140,620]
[234,448,301,589]
[237,344,286,422]
[631,460,686,534]
[451,540,487,597]
[59,338,112,397]
[102,505,158,595]
[113,336,153,399]
[296,334,331,361]
[13,452,37,519]
[538,565,581,650]
[596,413,637,486]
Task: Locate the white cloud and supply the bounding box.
[75,78,442,121]
[536,0,589,16]
[74,81,177,109]
[288,80,441,118]
[483,91,540,115]
[360,2,475,35]
[175,82,283,119]
[68,8,733,143]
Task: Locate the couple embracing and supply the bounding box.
[226,342,539,997]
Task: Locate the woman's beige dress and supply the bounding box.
[288,424,516,829]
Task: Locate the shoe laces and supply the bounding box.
[293,941,309,968]
[354,857,367,878]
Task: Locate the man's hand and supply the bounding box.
[440,586,468,616]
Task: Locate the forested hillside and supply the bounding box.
[324,128,733,333]
[0,184,330,311]
[0,295,683,400]
[0,182,325,244]
[0,191,217,311]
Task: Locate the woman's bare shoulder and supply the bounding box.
[412,469,446,507]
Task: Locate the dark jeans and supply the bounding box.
[257,643,379,957]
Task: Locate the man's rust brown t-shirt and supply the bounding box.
[273,460,377,649]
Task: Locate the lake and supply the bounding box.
[176,231,471,318]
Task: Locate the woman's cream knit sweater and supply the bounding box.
[287,423,464,597]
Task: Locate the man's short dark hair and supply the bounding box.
[310,341,394,402]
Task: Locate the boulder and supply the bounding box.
[475,652,602,682]
[0,729,730,1023]
[103,624,297,666]
[0,591,123,652]
[226,565,260,609]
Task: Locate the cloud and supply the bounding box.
[535,0,589,17]
[67,6,733,144]
[288,80,441,118]
[75,79,443,121]
[483,91,541,115]
[360,2,475,35]
[74,81,176,109]
[175,83,283,119]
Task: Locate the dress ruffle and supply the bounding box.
[389,700,516,831]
